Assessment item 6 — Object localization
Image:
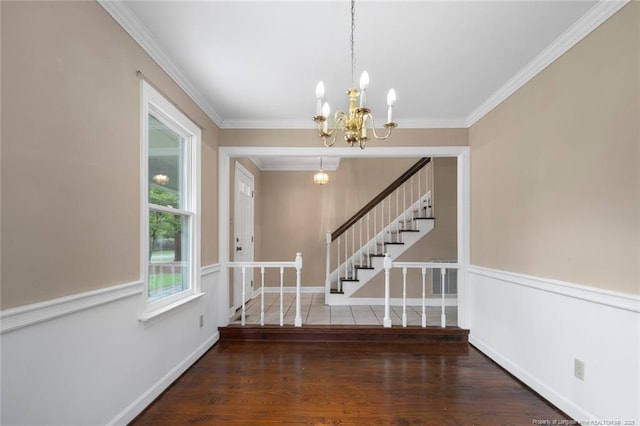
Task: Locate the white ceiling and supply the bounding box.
[103,0,626,131]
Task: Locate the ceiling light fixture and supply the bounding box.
[313,0,397,150]
[313,158,329,186]
[152,172,169,185]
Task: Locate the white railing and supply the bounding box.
[228,252,303,327]
[383,253,459,328]
[325,159,433,294]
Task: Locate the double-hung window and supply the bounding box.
[140,81,201,319]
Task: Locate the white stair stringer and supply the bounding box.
[326,217,435,305]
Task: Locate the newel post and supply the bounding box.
[383,253,392,328]
[325,231,331,295]
[294,252,303,327]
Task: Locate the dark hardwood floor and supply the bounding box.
[131,340,570,425]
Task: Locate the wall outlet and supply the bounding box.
[199,314,204,328]
[574,358,585,381]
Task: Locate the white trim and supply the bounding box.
[221,146,468,159]
[97,0,222,126]
[140,80,202,318]
[0,281,143,334]
[201,263,221,276]
[138,292,206,323]
[468,265,640,313]
[107,332,219,426]
[467,265,640,422]
[100,0,626,130]
[466,0,629,126]
[220,118,469,130]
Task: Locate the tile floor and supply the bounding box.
[230,292,458,327]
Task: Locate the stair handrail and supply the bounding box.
[330,157,431,242]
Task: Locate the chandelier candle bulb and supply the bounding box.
[315,82,325,115]
[359,71,369,108]
[322,102,330,132]
[387,89,396,123]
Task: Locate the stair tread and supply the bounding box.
[340,278,359,282]
[354,266,374,270]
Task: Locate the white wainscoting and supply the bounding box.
[0,265,222,426]
[468,265,640,423]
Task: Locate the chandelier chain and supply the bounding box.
[350,0,356,88]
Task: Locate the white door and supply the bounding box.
[233,163,254,308]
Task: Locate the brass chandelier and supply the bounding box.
[313,0,397,150]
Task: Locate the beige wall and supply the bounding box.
[258,158,419,286]
[1,1,219,309]
[469,3,639,294]
[353,157,458,298]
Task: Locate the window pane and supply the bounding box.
[148,114,186,210]
[148,212,190,301]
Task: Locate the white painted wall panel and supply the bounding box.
[0,268,221,425]
[468,266,640,423]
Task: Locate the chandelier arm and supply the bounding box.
[367,114,396,141]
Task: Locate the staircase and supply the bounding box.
[325,158,436,305]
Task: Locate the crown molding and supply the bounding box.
[220,117,469,130]
[100,0,627,131]
[97,0,223,127]
[466,0,630,127]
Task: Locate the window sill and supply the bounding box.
[139,292,205,323]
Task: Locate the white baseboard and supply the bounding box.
[469,335,595,420]
[108,332,219,425]
[468,265,640,423]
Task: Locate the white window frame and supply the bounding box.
[139,81,202,321]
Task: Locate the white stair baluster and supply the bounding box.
[417,168,422,216]
[366,212,370,266]
[260,266,265,326]
[395,189,399,235]
[345,230,348,280]
[279,266,284,326]
[411,176,415,219]
[294,253,302,327]
[374,207,378,255]
[402,267,407,327]
[440,267,446,328]
[337,235,342,292]
[403,181,407,231]
[383,254,392,328]
[351,227,355,277]
[421,267,426,328]
[325,232,331,296]
[241,266,246,326]
[387,195,391,245]
[359,218,363,267]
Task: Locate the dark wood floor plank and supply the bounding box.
[131,341,570,425]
